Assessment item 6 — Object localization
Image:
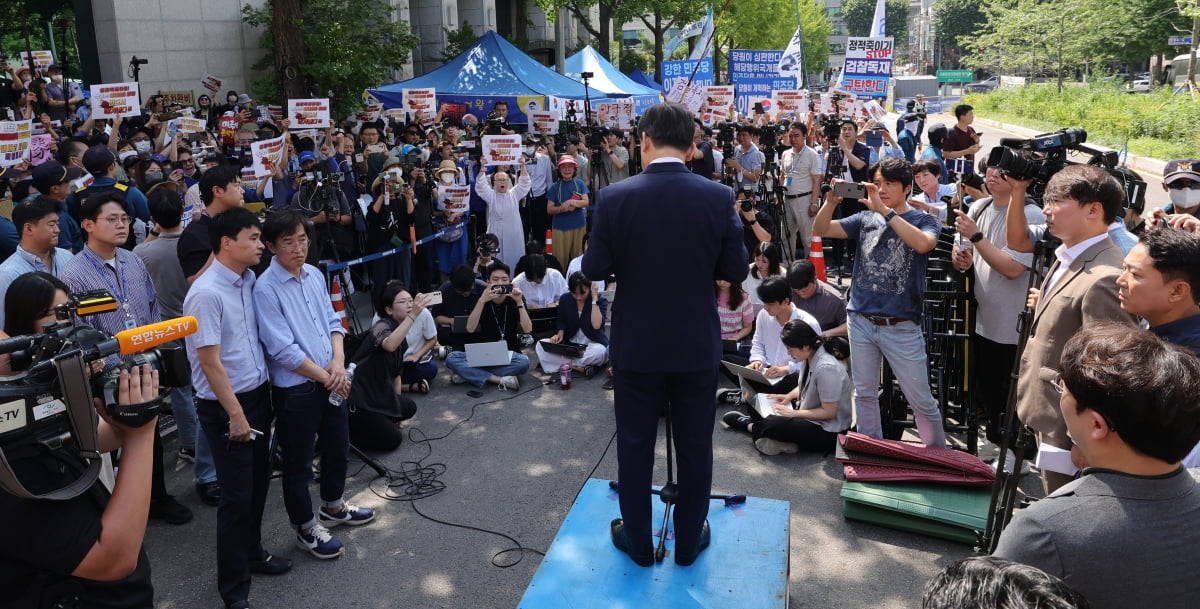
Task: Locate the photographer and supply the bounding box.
[724,124,763,191]
[288,150,353,265]
[689,118,716,180]
[0,362,161,609]
[594,128,629,187]
[737,190,773,257]
[445,260,531,390]
[366,161,415,302]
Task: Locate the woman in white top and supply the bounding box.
[742,241,785,306]
[722,320,853,455]
[476,163,531,267]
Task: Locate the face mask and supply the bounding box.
[524,146,535,156]
[118,150,138,163]
[198,164,209,174]
[51,75,63,84]
[439,173,454,184]
[144,171,164,182]
[134,140,151,154]
[1169,188,1200,209]
[20,78,30,87]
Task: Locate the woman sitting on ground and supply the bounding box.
[345,280,430,451]
[397,285,438,394]
[742,241,784,307]
[534,271,608,377]
[717,278,753,359]
[722,320,853,455]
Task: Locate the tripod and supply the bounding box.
[818,143,851,282]
[978,236,1056,553]
[608,401,747,562]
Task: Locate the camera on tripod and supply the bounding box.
[714,121,737,161]
[987,128,1089,183]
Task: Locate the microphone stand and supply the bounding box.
[609,401,747,562]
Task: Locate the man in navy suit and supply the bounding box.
[583,102,748,567]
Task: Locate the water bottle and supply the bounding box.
[559,363,571,390]
[329,363,357,406]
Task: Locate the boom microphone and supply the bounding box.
[113,316,199,354]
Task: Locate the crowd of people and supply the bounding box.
[2,59,1200,609]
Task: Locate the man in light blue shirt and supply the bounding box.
[726,124,763,193]
[184,207,289,609]
[0,197,73,329]
[253,210,373,562]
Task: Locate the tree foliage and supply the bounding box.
[840,0,909,55]
[442,21,481,62]
[242,0,419,119]
[932,0,987,54]
[715,0,831,79]
[534,0,629,59]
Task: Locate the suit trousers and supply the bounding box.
[613,367,717,555]
[197,383,273,607]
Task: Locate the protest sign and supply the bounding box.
[90,82,141,119]
[703,86,735,112]
[839,37,893,99]
[440,185,470,213]
[19,51,53,71]
[772,89,807,117]
[160,91,194,107]
[288,98,331,129]
[481,135,521,166]
[402,88,436,121]
[530,111,558,135]
[30,134,54,165]
[0,120,31,167]
[200,73,223,95]
[251,135,286,179]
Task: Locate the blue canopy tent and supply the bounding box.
[370,31,604,125]
[628,68,663,93]
[564,46,662,114]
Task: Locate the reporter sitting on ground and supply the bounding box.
[719,276,821,403]
[514,238,564,277]
[398,284,438,394]
[512,252,567,309]
[445,261,532,390]
[992,322,1200,609]
[0,355,162,607]
[923,556,1091,609]
[343,280,424,452]
[433,264,487,351]
[722,319,853,455]
[786,259,848,337]
[742,241,785,307]
[534,271,608,376]
[717,277,753,358]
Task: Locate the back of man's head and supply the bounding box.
[639,103,694,152]
[1139,226,1200,304]
[200,164,240,207]
[787,260,816,291]
[449,264,476,293]
[208,207,259,254]
[13,198,60,238]
[525,253,547,283]
[757,276,792,305]
[1061,322,1200,464]
[1044,165,1124,225]
[922,556,1090,609]
[148,189,184,230]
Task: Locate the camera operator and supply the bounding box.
[595,128,629,187]
[825,118,872,273]
[288,150,353,265]
[724,124,763,191]
[366,162,415,303]
[0,363,161,609]
[779,121,823,256]
[689,118,716,180]
[487,101,516,136]
[736,190,773,258]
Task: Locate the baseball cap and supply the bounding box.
[1164,159,1200,184]
[297,150,317,164]
[48,64,63,72]
[82,145,117,175]
[31,161,70,191]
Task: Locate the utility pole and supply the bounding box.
[1188,15,1199,84]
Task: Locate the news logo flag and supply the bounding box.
[664,10,710,57]
[687,9,715,61]
[870,0,887,37]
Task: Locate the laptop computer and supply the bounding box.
[721,360,785,386]
[465,340,512,367]
[452,315,470,333]
[752,394,797,419]
[539,340,586,358]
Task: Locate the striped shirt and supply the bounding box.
[717,292,753,339]
[60,246,160,369]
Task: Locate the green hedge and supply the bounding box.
[965,83,1200,162]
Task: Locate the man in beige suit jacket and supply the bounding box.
[1006,165,1137,493]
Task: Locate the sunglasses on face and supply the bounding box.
[1169,180,1200,190]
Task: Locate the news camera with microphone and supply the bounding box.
[0,289,198,500]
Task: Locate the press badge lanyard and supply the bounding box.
[83,249,136,329]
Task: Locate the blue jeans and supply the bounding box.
[196,383,273,607]
[445,350,530,387]
[401,359,438,384]
[170,384,217,484]
[847,313,946,447]
[273,382,349,530]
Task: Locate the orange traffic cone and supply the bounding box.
[544,229,554,255]
[330,275,350,331]
[810,234,826,283]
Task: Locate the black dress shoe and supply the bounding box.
[196,481,221,506]
[249,551,292,575]
[610,518,654,567]
[148,496,193,525]
[674,520,711,566]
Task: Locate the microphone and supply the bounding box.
[112,316,199,354]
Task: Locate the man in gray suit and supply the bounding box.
[1006,165,1135,493]
[994,323,1200,609]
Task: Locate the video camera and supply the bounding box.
[987,128,1089,183]
[0,290,195,500]
[484,111,507,136]
[714,121,737,161]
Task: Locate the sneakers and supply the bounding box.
[754,437,800,455]
[319,502,376,527]
[450,373,467,385]
[498,375,520,391]
[297,523,345,559]
[721,411,752,432]
[991,452,1033,476]
[716,388,743,405]
[177,447,195,463]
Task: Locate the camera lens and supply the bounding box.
[740,200,754,212]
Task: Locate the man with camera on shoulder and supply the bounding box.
[0,364,162,609]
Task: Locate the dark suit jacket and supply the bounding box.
[555,292,609,346]
[1015,237,1135,445]
[582,160,747,372]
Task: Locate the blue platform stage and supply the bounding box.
[518,479,791,608]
